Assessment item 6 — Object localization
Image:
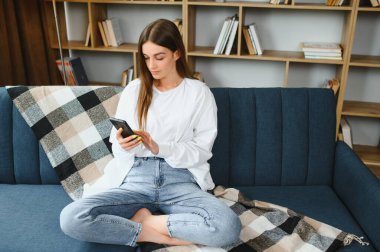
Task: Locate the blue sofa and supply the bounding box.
[0,87,379,252]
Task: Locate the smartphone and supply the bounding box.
[109,117,135,138]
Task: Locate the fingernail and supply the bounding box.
[132,135,138,138]
[137,136,142,140]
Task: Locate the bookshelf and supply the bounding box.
[45,0,380,174]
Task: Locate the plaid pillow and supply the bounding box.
[6,86,123,200]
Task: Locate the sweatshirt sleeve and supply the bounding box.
[109,83,140,157]
[156,87,218,168]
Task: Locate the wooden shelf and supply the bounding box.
[188,47,344,64]
[48,0,182,4]
[350,55,380,68]
[188,1,353,10]
[358,6,380,12]
[353,144,380,178]
[89,81,120,86]
[53,41,138,52]
[90,0,182,5]
[342,101,380,118]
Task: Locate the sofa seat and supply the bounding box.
[0,184,135,252]
[236,185,376,252]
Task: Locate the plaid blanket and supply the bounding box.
[6,86,123,200]
[145,186,369,252]
[7,86,369,251]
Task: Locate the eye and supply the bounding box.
[156,57,164,61]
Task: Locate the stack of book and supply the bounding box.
[326,0,346,6]
[98,18,124,47]
[242,23,263,55]
[56,57,89,86]
[213,14,239,55]
[301,42,342,60]
[121,66,134,87]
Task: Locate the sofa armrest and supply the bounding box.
[333,141,380,249]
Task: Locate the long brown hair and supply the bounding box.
[137,19,192,130]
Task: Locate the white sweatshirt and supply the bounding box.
[83,78,218,197]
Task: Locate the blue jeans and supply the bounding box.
[60,157,241,247]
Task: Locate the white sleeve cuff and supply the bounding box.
[157,143,171,158]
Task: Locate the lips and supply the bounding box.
[151,71,159,75]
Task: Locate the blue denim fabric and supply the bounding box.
[60,157,241,247]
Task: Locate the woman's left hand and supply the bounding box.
[134,130,159,155]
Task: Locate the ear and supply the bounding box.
[173,50,180,61]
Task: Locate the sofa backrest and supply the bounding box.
[0,88,59,184]
[209,88,336,187]
[0,87,336,186]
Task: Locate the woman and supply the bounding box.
[60,19,241,248]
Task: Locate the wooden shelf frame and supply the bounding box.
[353,144,380,178]
[187,1,354,10]
[350,55,380,68]
[46,0,379,167]
[342,101,380,118]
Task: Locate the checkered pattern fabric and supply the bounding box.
[6,86,123,200]
[145,187,369,252]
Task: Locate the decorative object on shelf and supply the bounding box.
[326,78,340,95]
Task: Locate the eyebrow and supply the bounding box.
[143,52,166,57]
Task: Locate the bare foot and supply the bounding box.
[131,208,152,223]
[136,213,193,246]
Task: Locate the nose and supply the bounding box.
[148,59,156,70]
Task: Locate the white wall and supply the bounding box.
[65,2,380,146]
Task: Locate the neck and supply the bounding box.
[154,74,183,91]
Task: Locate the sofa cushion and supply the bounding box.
[0,184,135,252]
[236,185,375,251]
[210,88,336,187]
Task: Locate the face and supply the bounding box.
[142,41,180,80]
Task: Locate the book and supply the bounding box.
[248,23,263,55]
[219,15,237,54]
[173,18,183,36]
[106,18,123,47]
[213,18,230,54]
[102,21,112,47]
[242,26,255,55]
[301,42,342,53]
[56,59,76,86]
[340,117,353,148]
[56,57,89,86]
[225,20,239,55]
[84,23,91,47]
[98,21,109,47]
[369,0,379,6]
[120,66,134,86]
[304,52,342,57]
[304,55,342,60]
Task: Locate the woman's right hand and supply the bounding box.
[116,128,142,151]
